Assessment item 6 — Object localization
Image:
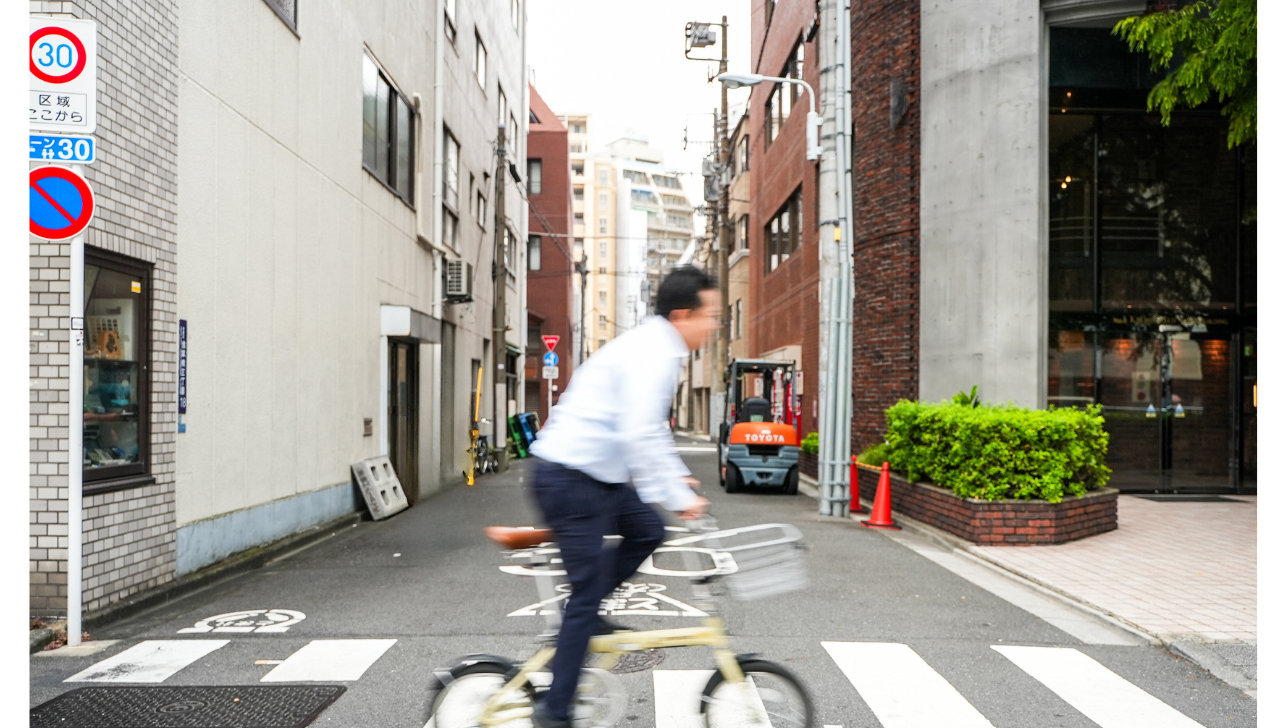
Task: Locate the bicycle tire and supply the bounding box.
[427,660,536,728]
[699,657,813,728]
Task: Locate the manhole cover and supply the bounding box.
[30,686,345,728]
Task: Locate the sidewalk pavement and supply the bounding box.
[802,473,1257,693]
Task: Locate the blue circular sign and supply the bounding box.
[543,351,559,367]
[29,166,94,240]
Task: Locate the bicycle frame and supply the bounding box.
[475,531,750,725]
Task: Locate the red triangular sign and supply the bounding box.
[542,335,559,352]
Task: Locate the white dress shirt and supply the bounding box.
[530,316,699,513]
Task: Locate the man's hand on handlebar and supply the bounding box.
[678,495,709,521]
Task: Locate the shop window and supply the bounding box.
[362,54,415,204]
[765,187,802,273]
[84,252,151,486]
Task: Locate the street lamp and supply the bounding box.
[716,73,822,161]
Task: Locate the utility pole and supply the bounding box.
[492,123,509,473]
[716,15,731,427]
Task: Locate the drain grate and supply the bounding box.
[610,649,666,674]
[30,685,345,728]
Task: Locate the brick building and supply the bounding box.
[847,0,1256,493]
[746,0,823,439]
[525,84,575,421]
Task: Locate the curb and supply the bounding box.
[29,622,61,654]
[80,511,367,633]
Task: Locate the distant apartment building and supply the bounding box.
[525,85,574,422]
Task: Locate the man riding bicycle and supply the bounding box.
[527,266,719,727]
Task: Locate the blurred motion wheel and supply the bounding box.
[700,658,812,728]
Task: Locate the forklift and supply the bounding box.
[716,359,801,494]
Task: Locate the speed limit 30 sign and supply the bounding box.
[29,18,96,134]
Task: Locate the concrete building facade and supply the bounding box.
[29,0,529,617]
[849,0,1257,493]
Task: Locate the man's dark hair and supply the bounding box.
[655,266,716,320]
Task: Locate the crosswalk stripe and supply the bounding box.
[654,669,713,728]
[260,639,397,682]
[993,645,1207,728]
[822,642,995,728]
[64,640,229,683]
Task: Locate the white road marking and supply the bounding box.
[883,531,1143,646]
[64,640,228,683]
[822,642,995,728]
[654,669,714,728]
[260,639,397,682]
[993,645,1207,728]
[676,446,716,452]
[177,608,307,633]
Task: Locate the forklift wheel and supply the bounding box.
[784,466,799,496]
[726,465,742,494]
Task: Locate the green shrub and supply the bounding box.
[857,442,892,467]
[800,432,819,455]
[883,400,1110,503]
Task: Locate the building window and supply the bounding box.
[84,251,151,486]
[527,159,542,194]
[570,122,585,134]
[598,168,609,185]
[572,162,584,176]
[498,88,507,137]
[738,135,750,175]
[598,241,608,258]
[599,291,607,306]
[528,235,541,271]
[653,174,680,189]
[599,217,608,234]
[631,189,658,205]
[443,128,460,209]
[442,209,458,249]
[511,0,520,28]
[598,339,606,349]
[362,55,415,203]
[738,215,749,250]
[599,192,608,205]
[444,0,457,43]
[666,214,690,228]
[570,143,585,153]
[599,315,607,330]
[510,113,518,148]
[573,185,584,200]
[786,41,804,104]
[261,0,296,32]
[765,187,802,273]
[598,266,607,274]
[474,33,487,89]
[574,212,584,225]
[734,299,743,339]
[476,190,487,227]
[505,229,517,276]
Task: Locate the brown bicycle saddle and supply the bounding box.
[484,526,555,550]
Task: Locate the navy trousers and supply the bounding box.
[530,460,666,720]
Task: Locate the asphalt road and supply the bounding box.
[31,437,1258,727]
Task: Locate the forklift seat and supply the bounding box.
[737,397,771,423]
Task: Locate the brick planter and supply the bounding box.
[856,468,1117,545]
[799,452,818,479]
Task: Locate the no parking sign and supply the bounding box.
[29,18,96,134]
[30,166,95,240]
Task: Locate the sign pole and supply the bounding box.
[67,215,84,647]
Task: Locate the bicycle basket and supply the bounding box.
[688,523,808,601]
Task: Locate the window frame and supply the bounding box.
[527,158,542,195]
[599,217,608,234]
[362,54,416,206]
[528,235,541,271]
[476,189,488,228]
[444,0,457,44]
[82,248,153,491]
[474,32,488,90]
[764,187,802,274]
[738,214,750,251]
[260,0,298,35]
[442,127,460,211]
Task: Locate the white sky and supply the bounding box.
[527,0,752,213]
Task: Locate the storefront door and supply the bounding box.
[388,339,419,501]
[1099,328,1235,492]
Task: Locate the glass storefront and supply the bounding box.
[83,252,150,485]
[1048,28,1255,493]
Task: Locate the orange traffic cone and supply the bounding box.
[849,456,866,514]
[861,462,900,530]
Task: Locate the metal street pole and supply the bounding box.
[68,206,84,646]
[717,16,731,425]
[492,123,509,473]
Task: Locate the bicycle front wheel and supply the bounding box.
[700,658,812,728]
[428,662,536,728]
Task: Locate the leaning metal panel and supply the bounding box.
[351,455,410,520]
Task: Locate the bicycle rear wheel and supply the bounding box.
[428,662,535,728]
[700,658,812,728]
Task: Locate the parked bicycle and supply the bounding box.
[426,515,813,727]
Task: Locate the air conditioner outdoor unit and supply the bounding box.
[445,260,473,303]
